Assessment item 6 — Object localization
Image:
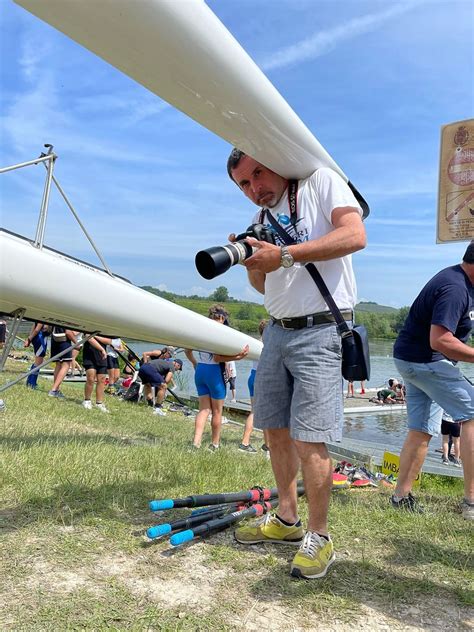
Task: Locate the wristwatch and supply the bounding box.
[280,245,295,268]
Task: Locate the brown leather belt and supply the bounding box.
[271,311,353,330]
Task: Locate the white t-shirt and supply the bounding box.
[226,361,236,378]
[251,168,362,319]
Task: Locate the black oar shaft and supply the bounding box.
[170,499,279,546]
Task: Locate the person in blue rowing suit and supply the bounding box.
[391,241,474,520]
[138,357,183,416]
[239,318,269,455]
[48,326,77,398]
[227,149,366,579]
[82,336,123,413]
[185,305,249,450]
[24,322,51,389]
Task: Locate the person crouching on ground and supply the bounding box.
[226,148,366,579]
[138,357,183,415]
[82,336,123,412]
[391,240,473,520]
[185,305,249,450]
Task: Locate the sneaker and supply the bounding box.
[261,444,271,459]
[451,458,462,468]
[230,399,237,403]
[291,532,335,579]
[461,499,474,521]
[208,443,219,452]
[221,416,229,425]
[153,407,167,416]
[238,443,257,453]
[441,456,450,465]
[390,492,424,513]
[95,402,109,413]
[82,400,93,410]
[234,513,304,545]
[48,390,64,398]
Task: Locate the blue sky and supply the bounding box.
[1,0,472,308]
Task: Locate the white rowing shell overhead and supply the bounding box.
[0,230,262,360]
[15,0,348,183]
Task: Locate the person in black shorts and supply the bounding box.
[0,318,6,350]
[138,358,183,416]
[106,344,121,391]
[49,326,77,398]
[82,336,122,413]
[441,411,462,467]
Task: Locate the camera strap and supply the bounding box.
[263,188,352,337]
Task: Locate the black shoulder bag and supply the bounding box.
[263,180,370,382]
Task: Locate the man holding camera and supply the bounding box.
[228,149,366,579]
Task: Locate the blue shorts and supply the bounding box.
[254,321,344,443]
[195,363,226,400]
[138,364,165,387]
[32,331,48,358]
[248,368,256,398]
[394,358,474,436]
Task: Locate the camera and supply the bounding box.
[195,223,276,280]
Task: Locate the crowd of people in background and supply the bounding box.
[14,304,268,455]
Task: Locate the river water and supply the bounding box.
[130,338,472,450]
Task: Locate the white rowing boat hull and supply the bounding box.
[15,0,349,183]
[0,230,262,360]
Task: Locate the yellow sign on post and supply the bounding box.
[437,118,474,243]
[382,451,421,487]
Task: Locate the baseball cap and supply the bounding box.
[173,358,183,370]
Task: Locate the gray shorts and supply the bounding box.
[254,321,344,443]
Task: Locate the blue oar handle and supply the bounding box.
[147,524,172,539]
[149,499,174,511]
[170,529,194,546]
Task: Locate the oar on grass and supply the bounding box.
[149,481,305,512]
[170,498,280,546]
[147,502,242,539]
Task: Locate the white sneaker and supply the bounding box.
[153,407,167,416]
[230,399,237,403]
[82,400,93,410]
[96,402,109,413]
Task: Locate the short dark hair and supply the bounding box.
[227,147,246,181]
[462,240,474,264]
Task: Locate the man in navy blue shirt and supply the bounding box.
[392,241,474,520]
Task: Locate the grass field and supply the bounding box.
[1,360,473,631]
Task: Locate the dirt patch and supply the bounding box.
[5,534,473,630]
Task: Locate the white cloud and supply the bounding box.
[261,2,424,71]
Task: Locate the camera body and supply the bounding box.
[195,223,276,280]
[234,223,276,245]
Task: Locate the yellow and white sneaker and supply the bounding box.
[290,532,335,579]
[234,514,304,545]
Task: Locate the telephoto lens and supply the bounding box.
[195,240,253,280]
